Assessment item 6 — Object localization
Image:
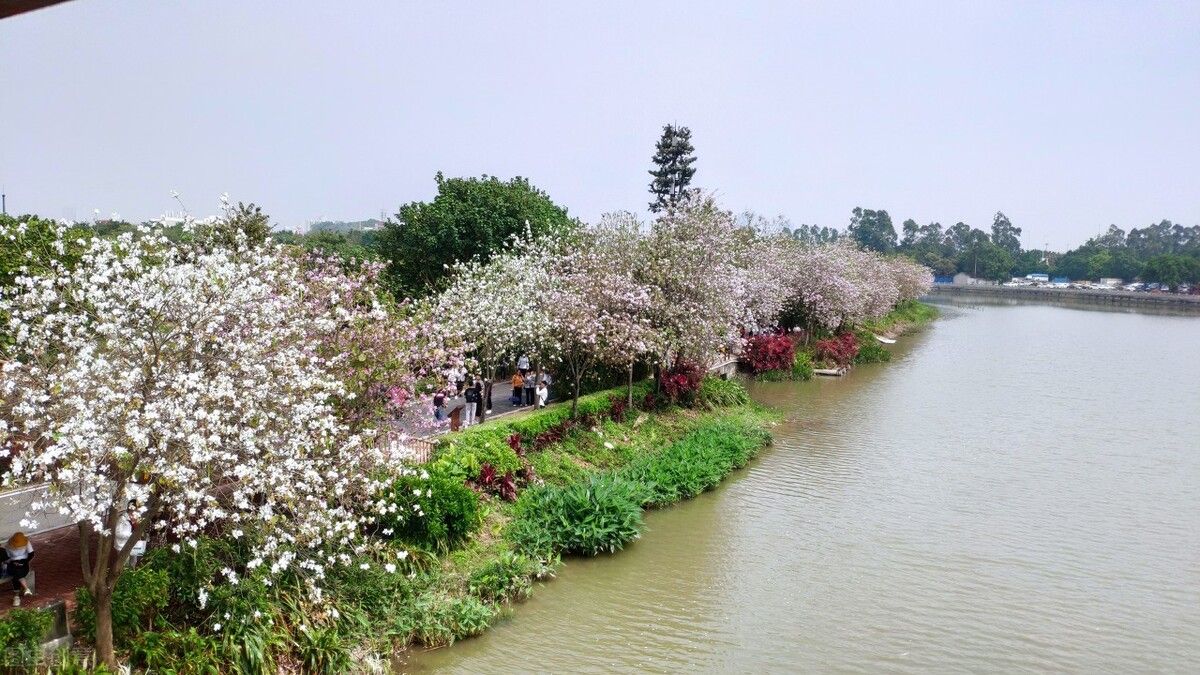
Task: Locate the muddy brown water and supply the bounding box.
[403,300,1200,673]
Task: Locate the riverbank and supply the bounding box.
[2,381,775,671]
[927,283,1200,314]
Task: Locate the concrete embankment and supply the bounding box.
[927,284,1200,315]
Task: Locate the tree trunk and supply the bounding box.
[571,372,582,417]
[93,583,117,668]
[626,363,634,407]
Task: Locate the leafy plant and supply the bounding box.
[791,350,815,380]
[814,332,859,367]
[621,417,770,506]
[430,435,523,483]
[378,471,483,550]
[507,474,646,556]
[468,551,536,603]
[75,566,170,645]
[853,332,892,364]
[128,628,223,674]
[696,376,750,409]
[743,333,796,373]
[0,607,54,668]
[661,360,704,405]
[292,623,351,674]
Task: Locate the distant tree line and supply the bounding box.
[772,207,1200,289]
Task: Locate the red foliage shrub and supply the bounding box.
[608,396,628,420]
[814,332,859,367]
[743,333,797,373]
[661,360,704,403]
[507,432,525,457]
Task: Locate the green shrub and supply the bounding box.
[792,351,815,380]
[468,551,535,603]
[409,592,496,647]
[430,435,522,483]
[0,607,54,668]
[507,474,646,556]
[75,566,170,645]
[378,471,483,550]
[128,628,223,674]
[291,623,351,674]
[853,333,892,364]
[697,377,749,409]
[622,417,771,507]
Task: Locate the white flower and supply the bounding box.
[384,563,396,573]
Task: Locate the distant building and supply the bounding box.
[1099,277,1122,287]
[1026,273,1050,282]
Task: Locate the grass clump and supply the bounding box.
[853,332,892,364]
[697,376,750,408]
[508,474,647,556]
[621,415,772,507]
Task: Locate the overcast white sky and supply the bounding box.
[1,1,1197,249]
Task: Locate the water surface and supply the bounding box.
[406,302,1200,673]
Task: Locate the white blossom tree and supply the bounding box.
[0,217,393,667]
[432,229,558,421]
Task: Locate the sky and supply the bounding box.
[1,1,1197,250]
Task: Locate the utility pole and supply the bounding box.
[1,193,5,215]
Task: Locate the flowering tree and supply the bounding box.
[433,230,557,421]
[638,193,743,372]
[0,217,393,667]
[297,252,457,430]
[543,222,652,414]
[783,240,870,333]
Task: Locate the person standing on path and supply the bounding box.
[453,367,467,397]
[3,532,34,606]
[472,379,485,422]
[517,354,530,376]
[510,372,524,406]
[523,368,537,406]
[462,381,479,427]
[433,389,448,422]
[540,371,553,402]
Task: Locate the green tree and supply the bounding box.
[1142,254,1199,290]
[648,124,697,213]
[971,242,1015,281]
[199,202,272,250]
[377,173,574,297]
[847,207,896,253]
[990,211,1022,256]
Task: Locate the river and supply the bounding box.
[404,300,1200,673]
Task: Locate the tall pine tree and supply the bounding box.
[648,124,697,212]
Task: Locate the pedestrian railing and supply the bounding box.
[375,429,436,465]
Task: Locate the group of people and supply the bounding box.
[510,353,551,409]
[431,355,553,428]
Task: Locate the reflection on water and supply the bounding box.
[405,303,1200,673]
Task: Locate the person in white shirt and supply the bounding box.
[3,532,34,606]
[536,382,549,408]
[517,354,530,376]
[113,501,148,568]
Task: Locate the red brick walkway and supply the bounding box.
[0,526,84,616]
